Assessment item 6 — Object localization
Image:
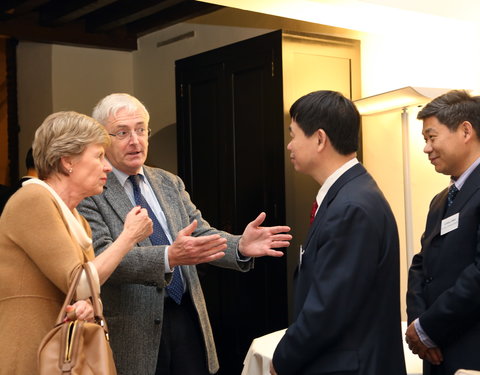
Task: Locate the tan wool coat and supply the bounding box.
[0,184,94,375]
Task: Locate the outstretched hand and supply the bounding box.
[169,220,228,267]
[238,212,291,258]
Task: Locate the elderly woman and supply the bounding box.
[0,111,152,375]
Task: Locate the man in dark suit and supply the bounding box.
[406,90,480,375]
[78,93,292,375]
[271,90,406,375]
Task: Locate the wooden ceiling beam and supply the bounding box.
[87,0,185,32]
[6,0,50,16]
[0,1,19,13]
[40,0,118,26]
[128,2,222,37]
[0,13,137,50]
[0,0,222,51]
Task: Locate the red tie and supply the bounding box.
[310,200,318,225]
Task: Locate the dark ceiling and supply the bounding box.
[0,0,223,51]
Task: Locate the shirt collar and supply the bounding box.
[315,157,359,207]
[451,156,480,190]
[110,163,146,187]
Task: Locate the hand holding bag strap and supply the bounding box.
[53,264,106,327]
[83,263,111,337]
[38,263,117,375]
[54,265,84,325]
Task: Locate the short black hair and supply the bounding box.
[290,90,360,155]
[417,90,480,135]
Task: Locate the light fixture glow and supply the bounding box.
[354,87,452,115]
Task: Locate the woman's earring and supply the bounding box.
[69,168,73,173]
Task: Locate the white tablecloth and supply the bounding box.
[242,323,424,375]
[241,329,286,375]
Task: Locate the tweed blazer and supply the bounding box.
[0,184,94,375]
[78,166,252,375]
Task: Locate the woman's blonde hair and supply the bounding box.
[33,111,110,180]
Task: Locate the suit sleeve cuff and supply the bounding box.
[414,318,437,348]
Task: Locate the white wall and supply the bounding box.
[360,20,480,97]
[16,43,133,175]
[16,42,53,168]
[203,0,480,96]
[51,44,133,114]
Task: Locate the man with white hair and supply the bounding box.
[78,93,291,375]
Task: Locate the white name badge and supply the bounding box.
[441,213,459,236]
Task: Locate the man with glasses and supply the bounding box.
[78,93,291,375]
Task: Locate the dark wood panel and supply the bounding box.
[176,30,287,375]
[0,0,222,51]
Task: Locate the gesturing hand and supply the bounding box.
[168,220,228,267]
[238,212,292,258]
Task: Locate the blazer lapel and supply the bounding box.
[422,188,448,246]
[143,167,181,237]
[303,163,366,249]
[447,168,480,215]
[104,172,153,247]
[423,165,480,246]
[104,173,135,224]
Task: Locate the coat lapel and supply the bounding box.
[423,164,480,246]
[143,166,181,237]
[103,172,153,247]
[303,163,366,249]
[104,173,135,224]
[422,188,448,246]
[447,169,480,215]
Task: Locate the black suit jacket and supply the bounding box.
[407,164,480,375]
[273,163,406,375]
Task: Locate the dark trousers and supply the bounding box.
[155,293,211,375]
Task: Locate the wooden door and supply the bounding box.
[176,30,286,374]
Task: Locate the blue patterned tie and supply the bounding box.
[447,184,459,207]
[128,175,184,304]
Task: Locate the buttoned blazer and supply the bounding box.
[407,164,480,374]
[273,163,406,375]
[78,166,252,375]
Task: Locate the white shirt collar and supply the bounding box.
[315,158,359,212]
[110,164,145,187]
[451,156,480,190]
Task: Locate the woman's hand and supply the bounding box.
[122,206,153,244]
[66,299,94,321]
[91,206,153,284]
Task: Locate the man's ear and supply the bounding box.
[460,121,475,141]
[316,129,328,150]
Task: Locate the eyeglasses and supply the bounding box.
[108,128,151,140]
